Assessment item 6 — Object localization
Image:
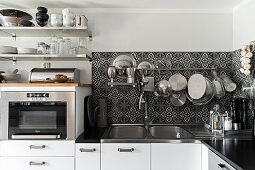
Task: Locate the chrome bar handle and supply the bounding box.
[218,164,229,170]
[29,161,46,166]
[80,148,96,152]
[29,145,46,149]
[118,148,135,152]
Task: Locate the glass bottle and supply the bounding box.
[211,104,224,136]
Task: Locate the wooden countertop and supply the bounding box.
[0,83,92,87]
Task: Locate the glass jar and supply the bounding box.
[37,42,46,54]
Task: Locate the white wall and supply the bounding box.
[0,8,234,83]
[87,11,233,52]
[0,8,234,52]
[233,0,255,50]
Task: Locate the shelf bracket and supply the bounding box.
[12,33,16,41]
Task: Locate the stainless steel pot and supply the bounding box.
[169,73,187,91]
[170,91,186,107]
[154,80,172,97]
[187,78,214,105]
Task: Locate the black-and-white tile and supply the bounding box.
[92,52,237,124]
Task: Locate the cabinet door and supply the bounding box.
[0,140,75,157]
[76,143,100,170]
[208,150,236,170]
[101,143,150,170]
[0,157,74,170]
[151,143,202,170]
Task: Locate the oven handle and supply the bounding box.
[30,145,46,149]
[12,134,61,139]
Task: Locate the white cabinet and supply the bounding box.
[151,143,202,170]
[0,140,75,157]
[0,140,75,170]
[0,157,74,170]
[208,150,236,170]
[76,143,101,170]
[101,143,150,170]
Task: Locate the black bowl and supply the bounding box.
[0,9,32,20]
[37,7,48,14]
[18,20,34,27]
[36,19,47,27]
[36,13,49,22]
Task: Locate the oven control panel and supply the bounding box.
[27,93,49,98]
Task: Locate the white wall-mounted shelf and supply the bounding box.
[0,54,92,61]
[0,27,91,38]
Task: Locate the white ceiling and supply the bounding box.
[0,0,243,10]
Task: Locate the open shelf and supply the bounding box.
[0,27,91,37]
[0,54,92,61]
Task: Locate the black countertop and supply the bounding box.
[203,139,255,170]
[76,127,106,143]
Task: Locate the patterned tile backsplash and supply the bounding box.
[92,52,238,124]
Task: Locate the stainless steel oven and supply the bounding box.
[0,92,75,140]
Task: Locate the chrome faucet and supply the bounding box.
[139,77,150,130]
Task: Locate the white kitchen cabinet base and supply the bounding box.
[151,143,202,170]
[0,157,74,170]
[0,140,75,157]
[76,143,101,170]
[101,143,150,170]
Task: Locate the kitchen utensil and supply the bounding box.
[220,74,237,92]
[0,46,17,54]
[233,123,241,130]
[37,7,48,14]
[12,69,18,74]
[75,15,88,27]
[96,98,108,128]
[169,73,187,91]
[112,54,136,77]
[84,95,96,129]
[241,99,249,129]
[2,73,21,83]
[187,78,214,105]
[212,70,225,98]
[18,48,37,54]
[50,14,63,27]
[18,20,34,27]
[231,98,242,125]
[188,74,207,100]
[137,61,155,77]
[108,66,116,83]
[0,16,22,26]
[170,91,186,107]
[77,38,88,54]
[0,71,5,83]
[62,8,74,27]
[126,68,136,83]
[36,7,48,27]
[0,9,32,20]
[154,80,172,97]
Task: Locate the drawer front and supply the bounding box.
[0,140,75,156]
[208,150,236,170]
[101,143,150,170]
[0,157,74,170]
[76,143,100,170]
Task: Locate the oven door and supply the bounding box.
[9,102,67,139]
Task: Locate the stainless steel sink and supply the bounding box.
[149,126,194,139]
[108,125,146,139]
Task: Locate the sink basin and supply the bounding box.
[108,125,146,139]
[149,126,193,139]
